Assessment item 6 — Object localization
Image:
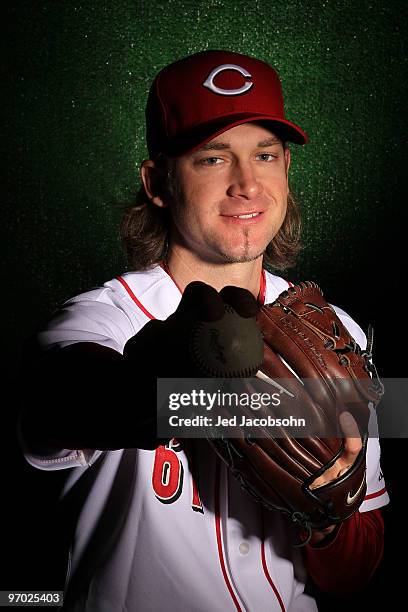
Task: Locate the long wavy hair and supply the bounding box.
[120,153,302,272]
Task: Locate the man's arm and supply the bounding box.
[19,341,162,452]
[19,281,262,454]
[304,508,384,593]
[302,412,384,591]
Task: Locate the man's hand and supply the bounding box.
[309,411,363,546]
[124,281,263,378]
[311,411,363,489]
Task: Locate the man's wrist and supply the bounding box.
[308,523,341,547]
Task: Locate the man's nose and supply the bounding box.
[226,162,263,199]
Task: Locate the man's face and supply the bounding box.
[168,122,291,265]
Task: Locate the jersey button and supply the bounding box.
[239,542,250,555]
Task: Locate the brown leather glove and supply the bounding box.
[206,281,384,544]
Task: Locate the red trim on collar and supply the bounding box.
[258,269,266,305]
[117,268,293,319]
[162,262,268,304]
[160,261,183,294]
[259,271,293,304]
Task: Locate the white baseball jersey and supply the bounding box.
[20,266,389,612]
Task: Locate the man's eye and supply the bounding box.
[201,157,223,165]
[257,153,277,161]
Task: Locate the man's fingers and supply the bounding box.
[179,282,259,321]
[179,281,224,321]
[339,411,362,464]
[219,286,259,318]
[312,412,363,489]
[339,411,360,438]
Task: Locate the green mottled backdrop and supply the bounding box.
[4,0,406,371]
[3,1,407,603]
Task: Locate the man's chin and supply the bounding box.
[219,250,265,265]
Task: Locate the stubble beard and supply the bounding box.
[172,215,267,265]
[169,186,268,265]
[217,228,265,264]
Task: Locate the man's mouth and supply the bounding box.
[231,212,261,219]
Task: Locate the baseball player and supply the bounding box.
[19,50,388,611]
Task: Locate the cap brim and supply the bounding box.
[163,113,308,157]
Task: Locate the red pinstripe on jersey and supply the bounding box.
[257,276,289,611]
[260,509,286,612]
[116,276,155,319]
[214,457,243,611]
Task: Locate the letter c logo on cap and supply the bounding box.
[203,64,253,96]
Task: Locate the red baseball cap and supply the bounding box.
[145,50,308,159]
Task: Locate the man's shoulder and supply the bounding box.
[65,267,164,304]
[36,267,178,353]
[60,266,181,323]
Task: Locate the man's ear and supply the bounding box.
[140,160,168,208]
